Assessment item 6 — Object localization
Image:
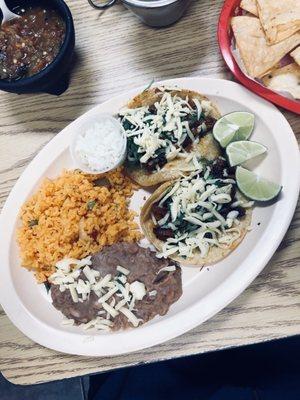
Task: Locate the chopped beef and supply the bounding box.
[152,202,168,221]
[145,154,167,172]
[210,158,229,178]
[153,227,174,241]
[234,206,246,218]
[204,232,213,239]
[182,135,193,150]
[148,104,157,114]
[205,117,217,131]
[230,185,236,200]
[219,206,232,218]
[219,205,246,219]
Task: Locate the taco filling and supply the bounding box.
[119,88,217,173]
[146,158,253,261]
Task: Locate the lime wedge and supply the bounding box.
[236,166,282,201]
[213,112,255,148]
[226,140,267,167]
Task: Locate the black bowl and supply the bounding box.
[0,0,75,95]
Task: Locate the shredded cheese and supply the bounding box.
[154,168,248,259]
[116,265,130,275]
[49,257,152,331]
[120,89,214,168]
[119,307,141,328]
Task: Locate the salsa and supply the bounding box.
[0,7,65,81]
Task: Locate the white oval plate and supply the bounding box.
[0,78,299,356]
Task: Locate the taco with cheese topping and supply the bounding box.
[140,159,252,265]
[119,87,221,187]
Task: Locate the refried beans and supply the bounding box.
[51,243,183,331]
[0,6,65,81]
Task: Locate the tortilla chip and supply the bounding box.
[262,63,300,99]
[231,16,300,78]
[256,0,300,44]
[240,0,258,16]
[291,47,300,66]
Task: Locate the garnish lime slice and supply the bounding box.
[236,166,282,201]
[226,140,267,167]
[213,112,255,148]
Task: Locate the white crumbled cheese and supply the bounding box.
[76,279,91,296]
[82,266,99,284]
[74,118,125,172]
[129,281,146,301]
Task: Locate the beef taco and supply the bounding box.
[119,87,221,186]
[140,158,253,265]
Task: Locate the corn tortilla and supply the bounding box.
[125,88,221,187]
[140,181,252,266]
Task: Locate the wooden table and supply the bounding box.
[0,0,299,386]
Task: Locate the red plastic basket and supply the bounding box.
[218,0,300,115]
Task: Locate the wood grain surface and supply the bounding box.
[0,0,299,385]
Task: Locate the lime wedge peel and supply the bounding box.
[213,111,255,148]
[236,166,282,202]
[226,141,267,167]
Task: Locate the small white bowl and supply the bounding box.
[70,114,127,174]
